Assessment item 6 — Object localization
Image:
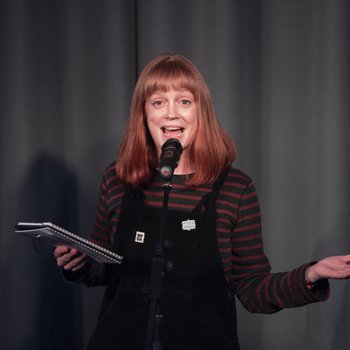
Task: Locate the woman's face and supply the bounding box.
[145,88,198,159]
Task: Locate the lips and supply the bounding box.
[161,126,184,138]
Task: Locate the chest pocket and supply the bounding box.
[124,212,200,304]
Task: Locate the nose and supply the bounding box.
[165,114,177,120]
[165,101,177,119]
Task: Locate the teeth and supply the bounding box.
[163,127,181,131]
[162,127,183,131]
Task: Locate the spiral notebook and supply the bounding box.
[14,222,123,264]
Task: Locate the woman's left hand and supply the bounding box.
[306,255,350,283]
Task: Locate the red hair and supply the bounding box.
[116,53,237,187]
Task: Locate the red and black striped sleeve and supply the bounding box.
[90,163,124,250]
[230,176,330,314]
[83,164,124,286]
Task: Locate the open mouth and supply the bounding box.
[161,127,184,138]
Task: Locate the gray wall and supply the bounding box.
[1,0,349,349]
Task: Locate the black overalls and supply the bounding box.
[87,171,240,350]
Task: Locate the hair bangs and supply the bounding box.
[143,62,198,101]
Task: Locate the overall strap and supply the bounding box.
[111,184,144,253]
[192,167,231,216]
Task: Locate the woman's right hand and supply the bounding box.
[54,245,86,272]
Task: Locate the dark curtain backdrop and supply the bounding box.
[1,1,349,349]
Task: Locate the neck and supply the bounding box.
[174,155,194,175]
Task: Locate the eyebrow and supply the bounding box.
[149,90,193,97]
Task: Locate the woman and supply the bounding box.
[55,54,350,350]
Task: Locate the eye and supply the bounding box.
[151,100,164,107]
[179,99,192,105]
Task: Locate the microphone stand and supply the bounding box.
[144,180,172,350]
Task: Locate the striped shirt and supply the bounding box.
[89,163,329,314]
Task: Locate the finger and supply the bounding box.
[63,254,86,271]
[341,254,350,262]
[335,269,350,279]
[56,250,82,267]
[54,245,74,259]
[64,258,85,271]
[72,261,86,272]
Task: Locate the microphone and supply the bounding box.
[159,138,183,180]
